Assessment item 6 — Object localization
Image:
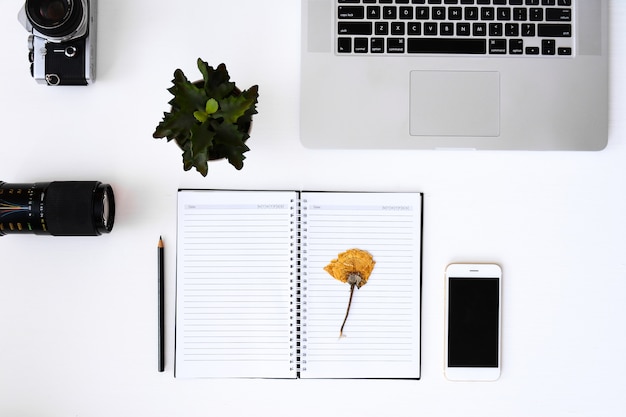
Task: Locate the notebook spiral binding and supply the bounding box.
[289,196,305,376]
[300,197,308,374]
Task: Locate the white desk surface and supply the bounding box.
[1,1,625,416]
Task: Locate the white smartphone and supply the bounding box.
[444,263,502,381]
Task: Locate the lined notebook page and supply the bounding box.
[175,190,298,378]
[300,192,422,379]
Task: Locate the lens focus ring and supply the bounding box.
[45,181,113,236]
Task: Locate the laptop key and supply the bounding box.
[338,38,352,53]
[546,8,572,22]
[338,6,365,19]
[542,39,556,55]
[408,22,422,35]
[367,6,381,19]
[354,38,369,53]
[538,24,571,37]
[375,22,389,35]
[338,22,373,35]
[513,8,527,21]
[371,38,385,53]
[489,39,507,54]
[509,39,524,54]
[387,38,406,53]
[558,47,572,55]
[407,38,486,54]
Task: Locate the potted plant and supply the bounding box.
[153,58,259,176]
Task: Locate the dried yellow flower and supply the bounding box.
[324,248,376,337]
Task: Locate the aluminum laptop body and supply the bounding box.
[300,0,609,151]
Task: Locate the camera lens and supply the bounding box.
[26,0,84,38]
[0,181,115,236]
[39,0,67,22]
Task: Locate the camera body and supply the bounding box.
[18,0,96,86]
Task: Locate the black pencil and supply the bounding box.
[158,236,165,372]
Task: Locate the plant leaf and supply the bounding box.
[191,149,209,176]
[216,92,257,124]
[197,59,235,99]
[236,85,259,128]
[212,122,249,170]
[169,69,207,113]
[154,68,209,140]
[205,98,219,115]
[193,111,209,123]
[153,110,197,141]
[190,123,216,154]
[185,123,216,176]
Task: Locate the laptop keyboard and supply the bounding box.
[337,0,574,56]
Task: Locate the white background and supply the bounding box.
[1,1,625,416]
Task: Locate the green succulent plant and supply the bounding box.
[153,58,259,176]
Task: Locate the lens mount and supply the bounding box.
[26,0,88,41]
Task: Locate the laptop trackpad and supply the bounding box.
[409,71,500,137]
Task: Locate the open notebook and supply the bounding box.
[175,190,423,379]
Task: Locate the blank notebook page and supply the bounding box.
[175,190,298,378]
[300,192,422,379]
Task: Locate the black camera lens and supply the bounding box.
[26,0,84,38]
[0,181,115,236]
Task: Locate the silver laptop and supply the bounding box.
[300,0,609,150]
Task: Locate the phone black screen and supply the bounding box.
[448,278,500,368]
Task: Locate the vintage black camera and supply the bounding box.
[18,0,96,86]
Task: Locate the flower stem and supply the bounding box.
[340,282,356,337]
